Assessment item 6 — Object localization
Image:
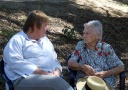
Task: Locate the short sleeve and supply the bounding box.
[69,41,83,62]
[105,45,124,69]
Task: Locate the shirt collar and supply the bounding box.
[21,30,30,40]
[21,30,45,43]
[84,41,103,51]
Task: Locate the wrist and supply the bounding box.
[110,69,114,76]
[55,67,61,75]
[79,64,86,71]
[106,69,113,77]
[34,68,48,75]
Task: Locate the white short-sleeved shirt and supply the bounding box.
[3,31,62,81]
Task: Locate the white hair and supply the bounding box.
[84,20,103,41]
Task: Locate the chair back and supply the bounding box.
[0,58,14,90]
[119,71,125,90]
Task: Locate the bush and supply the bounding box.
[0,29,18,47]
[62,26,77,40]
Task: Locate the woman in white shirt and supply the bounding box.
[3,10,73,90]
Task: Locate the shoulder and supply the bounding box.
[8,31,26,45]
[4,31,26,52]
[76,40,85,49]
[97,42,111,48]
[103,42,113,52]
[76,40,85,46]
[102,42,112,49]
[100,42,114,55]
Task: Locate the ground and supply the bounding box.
[0,0,128,90]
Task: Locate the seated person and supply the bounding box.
[68,20,124,90]
[3,10,74,90]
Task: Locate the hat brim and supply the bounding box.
[76,78,87,90]
[76,77,112,90]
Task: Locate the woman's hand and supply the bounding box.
[46,72,55,75]
[34,68,55,75]
[82,64,95,76]
[52,70,60,76]
[52,67,61,76]
[94,71,108,79]
[94,65,125,79]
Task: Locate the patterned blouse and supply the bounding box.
[69,40,124,89]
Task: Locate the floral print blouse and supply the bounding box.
[69,40,124,89]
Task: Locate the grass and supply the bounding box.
[0,0,128,89]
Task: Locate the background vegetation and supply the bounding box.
[0,0,128,89]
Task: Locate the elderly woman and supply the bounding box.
[68,20,124,90]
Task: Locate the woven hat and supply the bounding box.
[76,76,111,90]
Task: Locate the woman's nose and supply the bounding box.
[83,33,86,37]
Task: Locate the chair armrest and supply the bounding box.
[0,59,14,90]
[67,67,75,79]
[66,66,76,88]
[119,71,125,90]
[66,53,76,88]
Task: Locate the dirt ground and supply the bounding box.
[0,0,128,90]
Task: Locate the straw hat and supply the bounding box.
[76,76,112,90]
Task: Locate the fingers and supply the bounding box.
[94,72,105,79]
[82,65,95,76]
[88,66,95,75]
[53,71,60,76]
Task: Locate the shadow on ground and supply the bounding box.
[0,0,127,58]
[0,0,128,90]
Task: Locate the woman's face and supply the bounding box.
[83,25,99,45]
[34,22,48,39]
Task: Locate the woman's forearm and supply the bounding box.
[111,65,124,75]
[68,60,84,70]
[105,65,125,77]
[34,68,49,75]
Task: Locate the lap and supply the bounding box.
[14,74,73,90]
[76,77,112,90]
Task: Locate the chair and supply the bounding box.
[66,54,126,90]
[0,58,14,90]
[0,58,64,90]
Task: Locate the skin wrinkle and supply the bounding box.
[68,20,124,90]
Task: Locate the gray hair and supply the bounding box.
[84,20,103,41]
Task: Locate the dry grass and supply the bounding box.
[0,0,128,89]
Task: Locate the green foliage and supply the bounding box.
[62,26,77,40]
[0,29,18,46]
